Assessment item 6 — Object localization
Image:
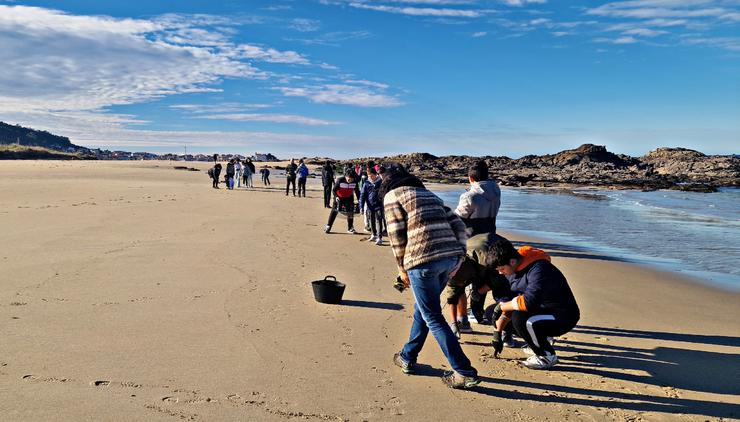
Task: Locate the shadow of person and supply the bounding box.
[511,241,632,263]
[572,325,740,347]
[340,300,404,311]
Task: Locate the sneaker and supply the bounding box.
[503,331,517,348]
[393,353,415,374]
[348,228,357,234]
[458,319,473,333]
[375,238,383,246]
[324,225,331,234]
[368,235,378,242]
[522,353,558,370]
[450,321,461,339]
[441,371,481,389]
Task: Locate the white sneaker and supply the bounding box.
[375,238,383,246]
[368,235,378,242]
[522,352,558,370]
[348,228,356,234]
[521,337,555,356]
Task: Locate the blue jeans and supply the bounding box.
[400,256,477,377]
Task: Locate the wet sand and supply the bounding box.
[0,160,738,421]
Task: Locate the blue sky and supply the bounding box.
[0,0,738,158]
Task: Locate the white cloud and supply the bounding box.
[195,113,339,125]
[622,27,667,36]
[501,0,547,6]
[274,84,403,107]
[170,103,273,113]
[290,18,321,32]
[229,44,311,64]
[472,31,488,37]
[347,2,484,17]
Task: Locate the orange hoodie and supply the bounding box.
[512,246,551,312]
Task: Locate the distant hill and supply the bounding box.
[0,144,94,160]
[0,121,83,151]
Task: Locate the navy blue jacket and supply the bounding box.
[508,255,579,317]
[360,177,383,212]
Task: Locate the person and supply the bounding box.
[260,167,271,186]
[324,169,360,234]
[382,163,480,389]
[359,167,384,245]
[225,159,236,190]
[211,163,222,189]
[296,159,309,198]
[242,158,252,188]
[455,160,501,237]
[449,160,503,334]
[362,161,375,231]
[487,238,580,370]
[235,159,243,188]
[246,158,256,187]
[321,160,335,208]
[285,158,298,196]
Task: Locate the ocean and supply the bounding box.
[436,186,740,292]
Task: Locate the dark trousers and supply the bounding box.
[297,177,307,197]
[212,173,220,188]
[327,198,354,230]
[263,175,270,185]
[369,208,385,237]
[286,176,296,195]
[323,184,333,208]
[511,310,579,356]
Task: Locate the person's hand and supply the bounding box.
[492,331,504,358]
[400,271,410,288]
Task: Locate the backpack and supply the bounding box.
[207,167,214,179]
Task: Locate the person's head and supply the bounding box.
[325,160,331,167]
[299,158,304,164]
[366,160,376,171]
[487,238,521,276]
[229,159,235,164]
[344,169,356,182]
[368,166,378,181]
[378,164,386,175]
[378,162,425,200]
[468,160,489,183]
[290,158,295,164]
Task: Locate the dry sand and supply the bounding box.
[0,160,738,421]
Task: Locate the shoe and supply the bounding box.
[347,228,356,234]
[522,352,558,370]
[375,238,383,246]
[368,235,378,242]
[324,225,331,234]
[441,371,481,389]
[393,353,415,374]
[458,319,473,333]
[503,331,517,348]
[450,321,461,339]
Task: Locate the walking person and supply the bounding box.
[382,163,480,389]
[321,160,335,208]
[260,167,271,186]
[242,158,252,188]
[359,167,384,245]
[296,159,309,197]
[235,159,243,188]
[225,159,236,190]
[324,169,360,234]
[211,163,222,189]
[285,158,298,196]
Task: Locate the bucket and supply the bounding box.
[311,275,346,304]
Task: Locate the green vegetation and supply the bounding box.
[0,144,94,160]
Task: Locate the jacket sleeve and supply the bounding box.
[454,191,473,219]
[384,191,408,271]
[333,178,341,196]
[359,184,368,210]
[445,206,468,248]
[354,182,361,201]
[514,262,546,312]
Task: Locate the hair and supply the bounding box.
[486,238,520,268]
[299,158,304,164]
[468,160,489,182]
[378,164,386,174]
[325,160,331,166]
[378,162,425,200]
[366,160,376,169]
[344,168,356,179]
[368,167,378,175]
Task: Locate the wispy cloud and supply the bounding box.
[195,113,339,125]
[347,3,484,17]
[501,0,547,6]
[290,18,321,32]
[472,31,488,37]
[286,30,373,47]
[274,84,403,107]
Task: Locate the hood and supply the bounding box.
[472,180,501,201]
[515,246,551,272]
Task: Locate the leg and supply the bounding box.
[402,257,477,377]
[369,210,378,236]
[326,208,339,230]
[511,311,577,356]
[285,177,290,195]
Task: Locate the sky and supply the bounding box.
[0,0,738,159]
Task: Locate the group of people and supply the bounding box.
[207,157,270,189]
[378,160,580,389]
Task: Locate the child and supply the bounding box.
[325,169,360,234]
[360,167,384,245]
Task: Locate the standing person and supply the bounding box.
[235,159,243,188]
[285,158,298,196]
[260,167,271,186]
[246,158,256,187]
[242,159,252,188]
[382,163,480,389]
[212,163,222,189]
[225,159,236,190]
[321,160,335,208]
[324,169,360,234]
[359,167,384,245]
[296,159,309,198]
[487,238,580,370]
[362,161,375,232]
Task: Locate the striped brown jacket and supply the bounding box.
[384,186,467,272]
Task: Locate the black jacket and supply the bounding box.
[321,164,335,186]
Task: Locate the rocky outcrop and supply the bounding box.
[338,144,739,191]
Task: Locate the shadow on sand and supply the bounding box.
[340,300,404,311]
[511,241,632,263]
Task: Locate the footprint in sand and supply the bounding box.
[341,343,354,356]
[161,396,179,403]
[91,380,110,387]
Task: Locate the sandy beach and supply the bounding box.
[1,160,738,421]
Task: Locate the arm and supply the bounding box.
[384,192,408,271]
[359,184,368,211]
[454,191,473,219]
[500,263,545,313]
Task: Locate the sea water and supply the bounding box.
[436,187,740,291]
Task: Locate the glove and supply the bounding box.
[492,331,504,358]
[491,302,503,324]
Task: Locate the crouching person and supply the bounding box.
[382,163,480,389]
[487,238,579,370]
